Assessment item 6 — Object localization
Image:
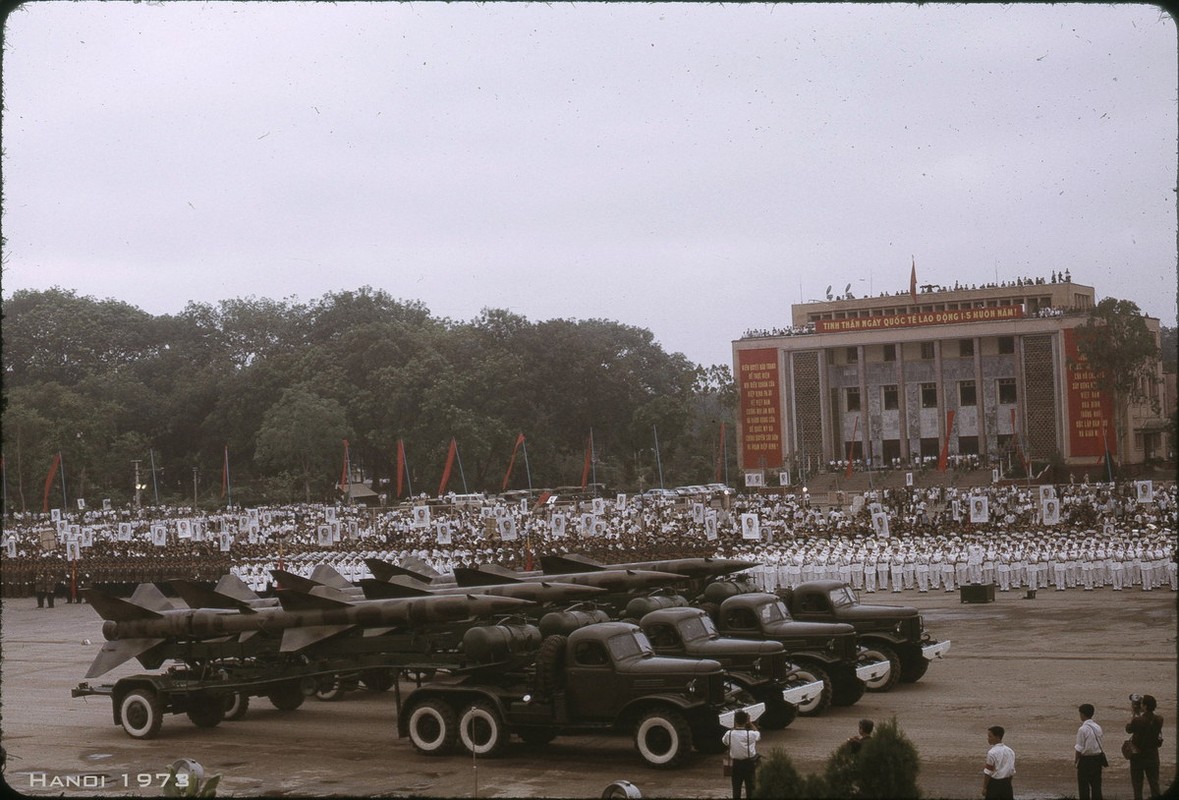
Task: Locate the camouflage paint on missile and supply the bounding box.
[540,553,758,580]
[356,574,606,604]
[452,565,689,592]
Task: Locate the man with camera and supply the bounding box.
[1125,694,1163,800]
[722,709,760,800]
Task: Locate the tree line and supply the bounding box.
[2,287,738,509]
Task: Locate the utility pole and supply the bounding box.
[193,467,199,507]
[132,460,142,508]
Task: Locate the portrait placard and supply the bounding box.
[740,513,761,540]
[969,496,989,524]
[704,510,718,541]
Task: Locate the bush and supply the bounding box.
[753,748,829,799]
[856,717,921,799]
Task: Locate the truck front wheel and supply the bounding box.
[223,691,249,721]
[407,699,459,755]
[186,694,225,728]
[634,709,692,768]
[757,691,797,730]
[119,688,164,739]
[830,667,866,707]
[792,664,832,717]
[899,649,930,682]
[459,702,509,757]
[267,680,305,711]
[860,644,901,692]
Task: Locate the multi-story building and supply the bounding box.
[732,273,1168,482]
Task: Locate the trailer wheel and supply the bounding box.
[267,680,305,711]
[792,663,832,717]
[860,644,901,692]
[360,669,395,692]
[407,699,458,755]
[458,702,509,757]
[119,688,164,739]
[223,692,249,721]
[186,695,225,728]
[634,708,692,768]
[315,676,348,702]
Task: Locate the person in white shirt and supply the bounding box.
[722,709,760,800]
[1075,703,1106,800]
[983,725,1016,800]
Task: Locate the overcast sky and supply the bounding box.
[3,2,1176,369]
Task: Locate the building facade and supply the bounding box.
[733,275,1168,481]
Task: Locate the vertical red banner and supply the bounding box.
[1063,329,1116,458]
[395,440,406,498]
[42,453,62,512]
[738,348,782,469]
[502,433,525,491]
[938,409,955,471]
[437,438,457,496]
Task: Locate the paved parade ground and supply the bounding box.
[2,587,1175,799]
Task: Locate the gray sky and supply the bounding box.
[3,2,1176,369]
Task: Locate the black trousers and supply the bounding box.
[1077,754,1104,800]
[730,757,757,799]
[985,776,1013,800]
[1129,751,1161,800]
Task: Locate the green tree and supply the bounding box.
[1074,298,1162,468]
[254,388,351,502]
[855,717,921,799]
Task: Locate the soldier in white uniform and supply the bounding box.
[915,550,930,592]
[890,546,904,593]
[1053,543,1068,590]
[786,549,803,590]
[863,546,878,593]
[1110,541,1126,590]
[849,548,865,591]
[941,546,957,592]
[902,547,916,590]
[996,546,1011,591]
[982,546,996,586]
[876,549,890,592]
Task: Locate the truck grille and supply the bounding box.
[708,672,725,704]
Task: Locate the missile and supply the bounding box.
[539,553,758,580]
[357,574,606,604]
[168,575,279,610]
[452,564,689,592]
[82,585,534,675]
[365,557,455,586]
[271,568,363,599]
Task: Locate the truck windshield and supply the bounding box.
[829,586,858,608]
[608,631,654,661]
[679,615,716,642]
[757,601,791,624]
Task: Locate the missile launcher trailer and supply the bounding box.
[398,622,759,769]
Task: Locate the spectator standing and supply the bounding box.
[1075,703,1106,800]
[982,725,1016,800]
[1125,694,1163,800]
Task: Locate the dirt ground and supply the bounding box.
[2,588,1175,799]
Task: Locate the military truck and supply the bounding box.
[699,590,888,716]
[777,580,951,691]
[398,621,758,768]
[637,606,824,730]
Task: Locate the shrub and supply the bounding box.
[856,717,921,799]
[753,748,829,799]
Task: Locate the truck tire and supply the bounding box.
[860,644,901,692]
[267,680,305,711]
[534,634,568,696]
[791,664,832,717]
[458,702,510,757]
[223,692,249,721]
[900,651,930,683]
[360,669,395,692]
[119,688,164,739]
[315,676,348,702]
[517,728,558,746]
[756,690,797,730]
[830,666,866,707]
[186,695,225,728]
[407,699,459,755]
[634,709,692,768]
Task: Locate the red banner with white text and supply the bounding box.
[738,348,782,469]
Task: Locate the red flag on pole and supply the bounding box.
[339,439,350,492]
[502,433,526,491]
[845,417,859,478]
[580,435,593,490]
[42,453,62,512]
[437,438,457,497]
[396,439,406,498]
[910,257,918,304]
[938,409,956,472]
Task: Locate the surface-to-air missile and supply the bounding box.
[356,573,608,604]
[366,557,457,586]
[451,563,689,592]
[539,553,758,580]
[82,582,534,677]
[168,573,280,610]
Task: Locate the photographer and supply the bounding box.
[722,709,760,800]
[1124,694,1163,800]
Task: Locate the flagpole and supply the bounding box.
[522,438,533,493]
[455,442,468,494]
[58,451,68,510]
[652,426,664,490]
[149,448,160,506]
[589,428,597,488]
[225,446,232,510]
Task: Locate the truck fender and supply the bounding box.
[615,695,697,732]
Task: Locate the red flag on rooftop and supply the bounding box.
[502,433,526,491]
[910,257,918,304]
[437,438,458,497]
[42,452,62,512]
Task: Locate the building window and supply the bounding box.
[958,435,979,455]
[921,383,938,408]
[959,380,977,407]
[920,341,935,360]
[882,439,901,464]
[919,437,940,458]
[998,378,1017,404]
[883,385,899,411]
[996,434,1014,452]
[959,339,974,358]
[846,347,858,363]
[998,336,1015,355]
[883,344,896,362]
[846,387,861,412]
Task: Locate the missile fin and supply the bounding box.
[309,564,354,590]
[85,638,166,678]
[274,588,353,611]
[454,566,519,586]
[400,554,442,579]
[214,573,264,603]
[540,554,606,574]
[168,579,251,611]
[270,569,320,593]
[367,557,437,584]
[361,577,430,598]
[83,588,166,622]
[129,583,177,613]
[280,624,353,652]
